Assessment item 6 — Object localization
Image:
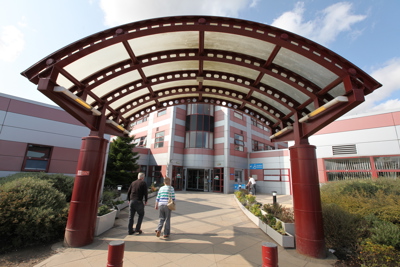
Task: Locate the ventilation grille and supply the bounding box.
[332,144,357,155]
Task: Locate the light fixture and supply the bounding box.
[53,86,101,116]
[270,126,293,139]
[106,120,130,135]
[299,96,348,123]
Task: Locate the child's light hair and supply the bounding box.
[164,177,171,185]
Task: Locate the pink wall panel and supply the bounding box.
[214,110,225,121]
[8,98,83,126]
[0,140,27,157]
[316,113,397,135]
[0,96,11,111]
[51,147,80,161]
[391,111,400,125]
[214,126,224,138]
[250,149,288,158]
[183,148,214,155]
[0,155,24,171]
[176,107,186,120]
[174,124,186,137]
[173,141,184,154]
[48,160,78,174]
[134,147,150,154]
[214,143,224,155]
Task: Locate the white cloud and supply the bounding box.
[271,2,366,45]
[345,58,400,115]
[0,25,25,62]
[100,0,251,27]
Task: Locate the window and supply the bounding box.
[157,109,167,117]
[185,131,213,148]
[22,144,52,172]
[234,134,244,151]
[234,111,243,120]
[155,131,165,148]
[134,136,147,147]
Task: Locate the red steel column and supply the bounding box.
[290,143,326,258]
[64,136,109,247]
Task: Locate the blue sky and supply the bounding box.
[1,0,399,116]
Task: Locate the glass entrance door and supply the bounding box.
[187,169,205,191]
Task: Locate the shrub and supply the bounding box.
[100,188,119,208]
[322,203,367,260]
[369,220,400,249]
[0,177,69,253]
[358,239,400,267]
[262,203,294,223]
[97,205,113,216]
[1,172,74,202]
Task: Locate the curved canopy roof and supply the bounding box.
[21,16,381,142]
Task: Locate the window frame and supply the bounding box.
[22,144,53,172]
[154,131,165,148]
[234,133,244,151]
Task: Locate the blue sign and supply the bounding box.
[249,163,263,169]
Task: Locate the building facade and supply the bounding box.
[0,93,91,177]
[1,93,399,195]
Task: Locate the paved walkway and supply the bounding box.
[35,192,336,267]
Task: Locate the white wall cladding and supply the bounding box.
[2,113,88,149]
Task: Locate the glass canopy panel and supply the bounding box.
[203,61,259,80]
[142,61,198,77]
[204,32,275,61]
[124,101,156,118]
[244,104,278,124]
[64,43,129,81]
[251,91,291,115]
[91,70,142,98]
[261,75,309,104]
[328,82,346,98]
[203,80,250,95]
[127,31,199,57]
[55,73,74,89]
[273,48,338,88]
[109,88,150,110]
[152,80,198,92]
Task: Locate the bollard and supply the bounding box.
[272,191,277,205]
[107,240,125,267]
[262,242,278,267]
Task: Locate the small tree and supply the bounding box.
[105,136,140,188]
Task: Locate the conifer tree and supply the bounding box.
[105,136,139,188]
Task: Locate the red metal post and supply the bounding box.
[107,240,125,267]
[290,143,326,258]
[64,136,108,247]
[262,242,278,267]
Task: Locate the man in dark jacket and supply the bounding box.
[127,172,148,235]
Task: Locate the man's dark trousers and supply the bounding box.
[128,199,145,234]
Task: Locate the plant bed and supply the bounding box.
[234,195,295,248]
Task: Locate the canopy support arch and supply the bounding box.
[22,16,381,258]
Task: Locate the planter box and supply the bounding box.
[266,224,295,248]
[95,209,117,236]
[260,210,295,236]
[234,195,295,248]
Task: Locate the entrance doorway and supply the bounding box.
[187,169,205,191]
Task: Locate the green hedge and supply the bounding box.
[0,177,69,253]
[1,172,74,202]
[321,178,400,265]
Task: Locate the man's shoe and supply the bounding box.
[135,230,143,235]
[156,230,161,237]
[163,235,169,238]
[128,231,135,235]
